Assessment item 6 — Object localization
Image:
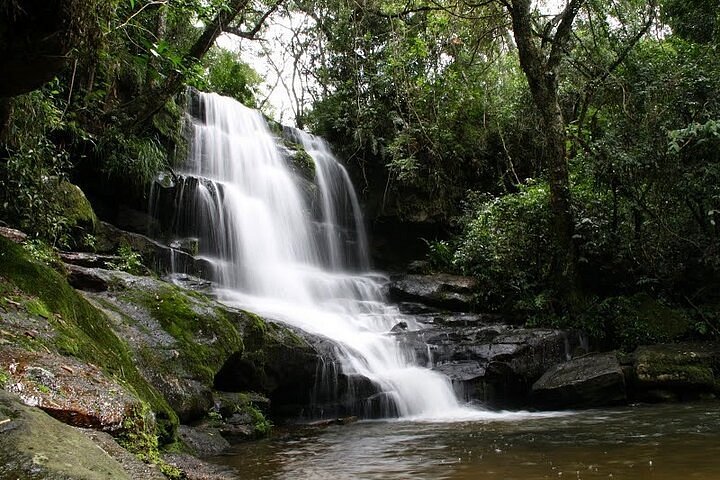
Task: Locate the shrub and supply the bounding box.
[453,181,552,311]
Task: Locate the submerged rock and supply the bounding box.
[388,274,479,311]
[162,453,239,480]
[531,351,627,409]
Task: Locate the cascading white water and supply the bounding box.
[283,126,370,272]
[178,91,500,420]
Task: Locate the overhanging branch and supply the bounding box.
[225,0,284,39]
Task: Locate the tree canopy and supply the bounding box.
[1,0,719,345]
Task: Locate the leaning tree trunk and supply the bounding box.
[125,0,251,128]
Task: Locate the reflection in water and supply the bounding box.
[212,402,720,479]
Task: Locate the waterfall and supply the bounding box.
[174,91,477,419]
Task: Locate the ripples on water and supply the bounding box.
[212,402,720,479]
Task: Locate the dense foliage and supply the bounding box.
[0,0,265,246]
[297,0,720,344]
[2,0,720,348]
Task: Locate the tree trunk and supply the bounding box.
[0,97,11,142]
[144,4,168,91]
[507,0,580,309]
[542,97,576,301]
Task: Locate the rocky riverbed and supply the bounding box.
[1,226,719,479]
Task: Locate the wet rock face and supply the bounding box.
[393,309,585,408]
[388,274,479,311]
[531,352,627,409]
[0,347,143,432]
[94,221,206,277]
[0,390,132,479]
[214,324,382,420]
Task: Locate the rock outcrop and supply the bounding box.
[0,232,373,478]
[393,307,585,407]
[388,274,479,311]
[0,390,136,480]
[0,346,143,432]
[524,344,720,409]
[531,352,627,409]
[94,221,206,276]
[630,343,720,402]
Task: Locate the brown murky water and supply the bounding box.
[212,402,720,479]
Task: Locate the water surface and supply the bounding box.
[213,402,720,479]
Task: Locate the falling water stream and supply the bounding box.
[177,90,513,420]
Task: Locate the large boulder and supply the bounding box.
[531,351,627,409]
[388,274,479,311]
[53,181,98,236]
[0,390,133,479]
[630,343,720,402]
[81,272,236,423]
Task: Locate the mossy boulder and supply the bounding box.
[0,390,132,479]
[52,180,98,234]
[82,273,244,423]
[631,343,720,401]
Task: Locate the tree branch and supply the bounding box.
[547,0,585,70]
[225,0,284,40]
[122,0,257,128]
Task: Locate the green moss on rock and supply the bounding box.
[293,148,315,179]
[123,284,244,385]
[54,180,98,233]
[0,236,178,443]
[634,343,719,391]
